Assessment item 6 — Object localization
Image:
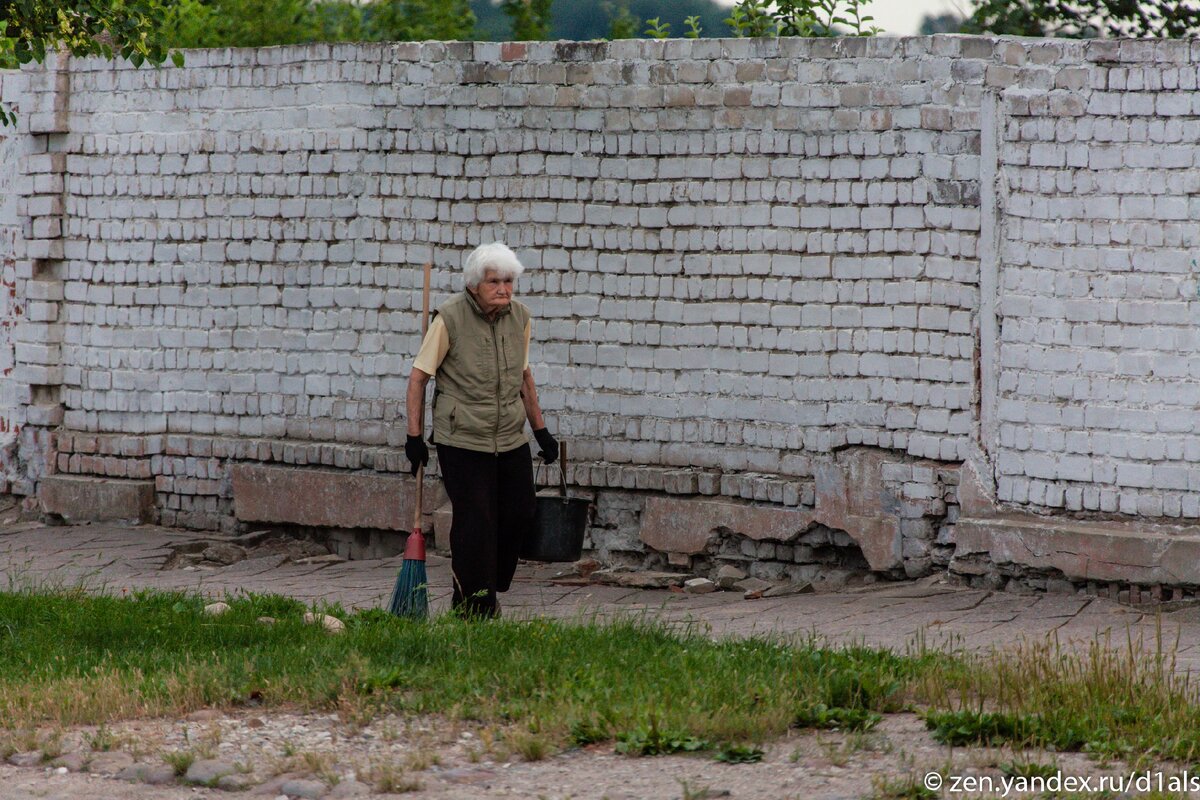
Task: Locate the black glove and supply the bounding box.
[533,428,559,464]
[405,434,429,476]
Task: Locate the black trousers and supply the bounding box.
[436,442,535,617]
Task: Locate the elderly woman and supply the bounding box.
[405,243,558,618]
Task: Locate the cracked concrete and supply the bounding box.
[3,519,1200,671]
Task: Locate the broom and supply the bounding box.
[388,262,432,619]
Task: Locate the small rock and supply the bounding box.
[203,543,246,565]
[115,765,142,781]
[53,767,68,775]
[280,778,329,799]
[88,752,135,776]
[8,751,43,767]
[733,577,772,595]
[683,578,717,594]
[256,616,277,626]
[218,774,254,791]
[763,581,815,598]
[292,553,346,565]
[252,773,308,796]
[203,602,231,617]
[303,612,346,634]
[716,565,748,590]
[186,709,222,722]
[185,759,237,785]
[50,753,88,772]
[117,763,177,785]
[441,767,497,784]
[592,570,685,589]
[143,764,179,785]
[329,779,370,798]
[817,569,854,590]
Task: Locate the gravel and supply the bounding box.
[0,709,1155,799]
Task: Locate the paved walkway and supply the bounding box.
[3,518,1199,670]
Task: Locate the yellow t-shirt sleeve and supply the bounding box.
[524,319,531,370]
[412,316,450,375]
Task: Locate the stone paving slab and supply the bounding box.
[2,520,1200,671]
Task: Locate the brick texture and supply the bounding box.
[991,39,1200,518]
[1,37,1197,532]
[0,70,24,491]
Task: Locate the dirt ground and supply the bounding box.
[0,709,1172,799]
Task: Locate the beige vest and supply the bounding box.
[431,292,530,454]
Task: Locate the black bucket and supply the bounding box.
[524,493,589,562]
[521,440,590,563]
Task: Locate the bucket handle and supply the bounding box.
[535,439,570,501]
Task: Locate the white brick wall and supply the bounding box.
[8,36,1200,529]
[992,38,1200,518]
[0,70,25,488]
[10,37,987,526]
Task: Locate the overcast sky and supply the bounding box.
[714,0,974,36]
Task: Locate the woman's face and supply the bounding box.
[472,269,515,315]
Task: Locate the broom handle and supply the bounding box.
[412,262,432,531]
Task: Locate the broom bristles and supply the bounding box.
[389,528,428,619]
[388,558,428,619]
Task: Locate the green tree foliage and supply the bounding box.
[0,20,16,69]
[605,1,639,38]
[501,0,553,40]
[314,1,365,41]
[961,0,1200,37]
[473,0,727,41]
[1,0,180,66]
[368,0,476,40]
[163,0,322,48]
[1,0,183,124]
[918,12,964,34]
[725,0,879,36]
[161,0,473,47]
[643,16,670,38]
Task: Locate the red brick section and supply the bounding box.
[500,42,526,61]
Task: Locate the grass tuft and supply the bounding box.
[794,703,882,732]
[162,749,196,776]
[713,743,764,763]
[866,772,939,800]
[569,717,611,746]
[615,715,709,756]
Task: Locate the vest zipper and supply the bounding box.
[492,318,500,455]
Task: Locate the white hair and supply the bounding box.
[463,243,524,289]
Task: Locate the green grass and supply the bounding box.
[0,587,934,753]
[4,588,1200,767]
[916,624,1200,762]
